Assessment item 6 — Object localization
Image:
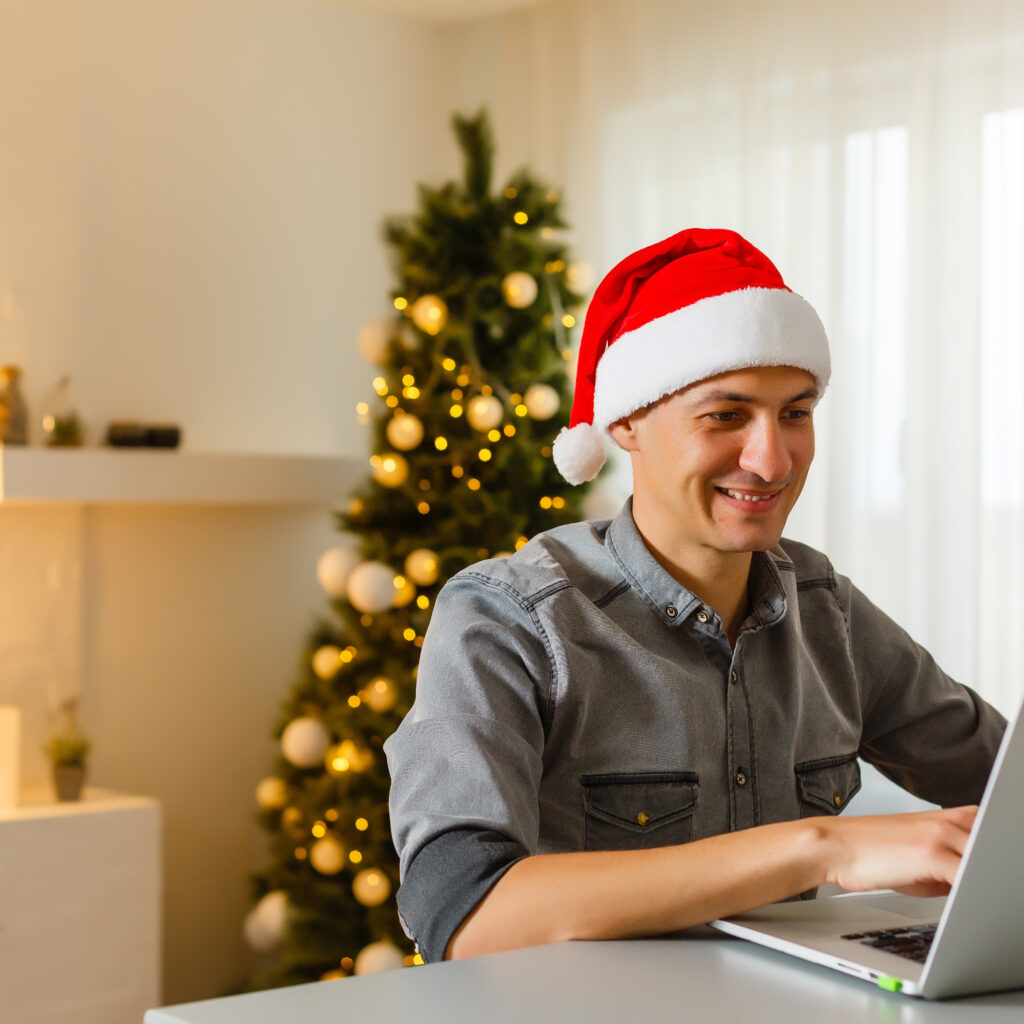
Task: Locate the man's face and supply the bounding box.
[611,365,818,561]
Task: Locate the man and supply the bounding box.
[384,228,1006,964]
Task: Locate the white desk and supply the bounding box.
[146,929,1024,1023]
[1,788,161,1024]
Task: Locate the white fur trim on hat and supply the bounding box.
[552,422,606,485]
[592,286,830,433]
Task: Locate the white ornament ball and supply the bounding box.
[567,260,595,293]
[404,548,440,586]
[312,644,343,681]
[281,716,331,768]
[243,890,289,952]
[310,834,346,875]
[372,452,409,488]
[411,294,448,335]
[353,868,392,907]
[354,940,405,976]
[501,271,539,309]
[524,383,561,421]
[466,394,503,432]
[385,413,424,452]
[362,675,398,713]
[316,545,361,598]
[347,561,399,614]
[255,776,289,810]
[357,318,393,364]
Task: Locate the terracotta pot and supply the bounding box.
[53,763,86,801]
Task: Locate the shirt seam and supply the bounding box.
[451,571,561,735]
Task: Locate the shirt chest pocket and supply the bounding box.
[580,772,699,851]
[794,753,862,816]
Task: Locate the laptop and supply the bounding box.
[709,695,1024,999]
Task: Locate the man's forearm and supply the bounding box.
[447,807,977,960]
[448,818,825,958]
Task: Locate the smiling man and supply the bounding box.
[385,228,1006,964]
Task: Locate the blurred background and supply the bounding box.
[1,0,1022,1013]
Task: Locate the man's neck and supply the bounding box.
[631,511,753,644]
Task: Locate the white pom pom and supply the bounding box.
[552,423,606,485]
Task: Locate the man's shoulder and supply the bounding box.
[773,537,841,589]
[446,518,621,606]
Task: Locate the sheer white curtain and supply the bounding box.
[450,0,1024,715]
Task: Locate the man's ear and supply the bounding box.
[608,414,641,453]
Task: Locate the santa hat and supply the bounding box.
[552,228,831,485]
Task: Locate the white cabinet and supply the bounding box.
[0,789,162,1024]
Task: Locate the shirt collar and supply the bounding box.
[605,497,789,632]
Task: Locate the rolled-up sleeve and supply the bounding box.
[384,571,553,962]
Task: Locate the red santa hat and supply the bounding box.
[552,228,831,485]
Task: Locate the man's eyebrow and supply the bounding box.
[689,386,819,405]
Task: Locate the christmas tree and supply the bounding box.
[245,110,592,987]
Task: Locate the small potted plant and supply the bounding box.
[43,698,91,801]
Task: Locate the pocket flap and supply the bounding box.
[581,772,699,833]
[795,754,862,814]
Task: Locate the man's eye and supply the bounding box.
[709,411,740,423]
[785,408,812,421]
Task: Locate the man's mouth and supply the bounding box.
[716,487,780,503]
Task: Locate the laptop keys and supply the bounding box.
[840,923,938,964]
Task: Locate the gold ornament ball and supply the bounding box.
[372,452,409,488]
[404,548,440,586]
[411,294,448,335]
[352,868,392,907]
[312,644,343,680]
[524,383,561,421]
[346,561,400,614]
[310,835,347,875]
[466,394,503,432]
[501,271,539,309]
[357,318,393,363]
[392,576,416,608]
[362,675,397,712]
[255,776,289,810]
[280,806,305,837]
[281,716,331,768]
[316,544,361,597]
[339,738,373,772]
[385,413,424,452]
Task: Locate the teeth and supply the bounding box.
[723,489,774,502]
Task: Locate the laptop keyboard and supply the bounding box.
[841,923,938,963]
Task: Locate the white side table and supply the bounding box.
[0,788,162,1024]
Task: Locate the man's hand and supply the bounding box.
[819,805,978,898]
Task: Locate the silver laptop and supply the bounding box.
[710,696,1024,999]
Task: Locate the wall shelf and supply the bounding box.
[0,447,363,505]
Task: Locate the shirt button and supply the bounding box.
[833,791,842,807]
[636,811,651,826]
[666,605,678,618]
[696,610,709,623]
[730,671,739,684]
[735,770,747,787]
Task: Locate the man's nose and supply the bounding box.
[738,418,792,483]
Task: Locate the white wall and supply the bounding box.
[0,0,453,1006]
[1,0,448,455]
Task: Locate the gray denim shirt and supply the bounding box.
[385,500,1006,962]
